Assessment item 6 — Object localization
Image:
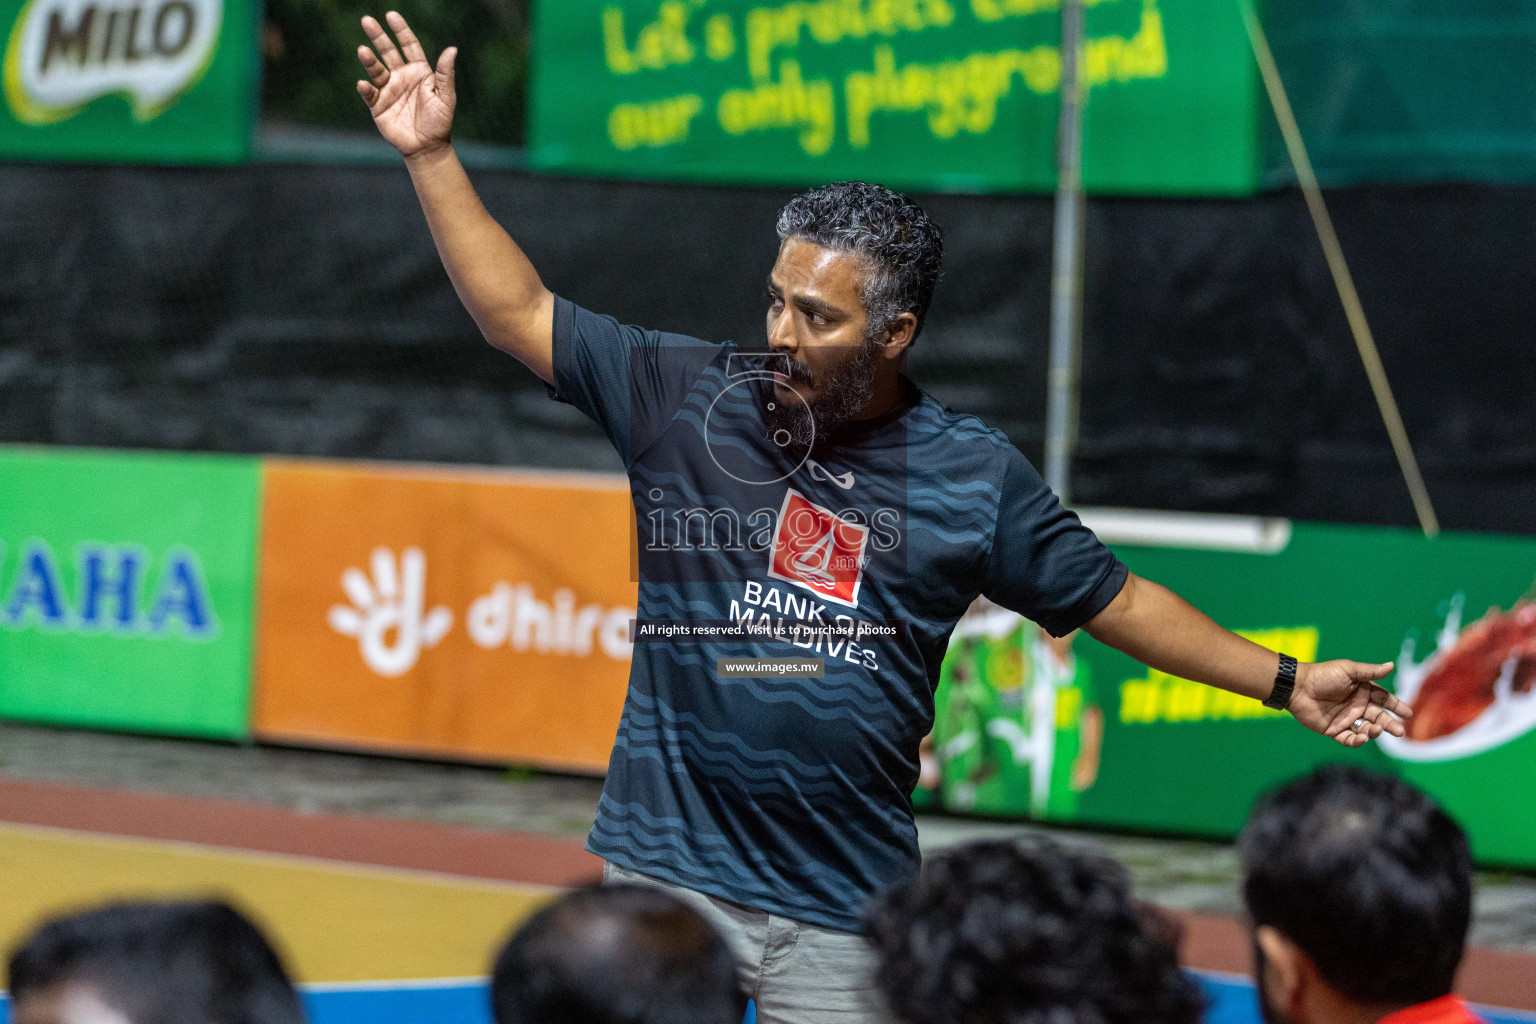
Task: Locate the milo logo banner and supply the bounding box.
[919,512,1536,868]
[0,447,260,737]
[529,0,1261,194]
[0,0,256,161]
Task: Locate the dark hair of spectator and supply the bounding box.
[7,899,304,1024]
[866,838,1205,1024]
[491,883,746,1024]
[1240,764,1472,1006]
[776,181,945,341]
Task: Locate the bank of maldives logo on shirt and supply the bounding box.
[768,488,869,609]
[4,0,222,124]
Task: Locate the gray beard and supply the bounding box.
[764,338,880,452]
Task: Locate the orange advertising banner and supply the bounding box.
[254,459,638,772]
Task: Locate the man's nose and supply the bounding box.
[767,307,796,352]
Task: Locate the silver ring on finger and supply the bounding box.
[1351,717,1366,732]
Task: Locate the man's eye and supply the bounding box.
[767,293,784,310]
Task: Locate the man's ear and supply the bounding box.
[880,312,918,358]
[1257,926,1306,1017]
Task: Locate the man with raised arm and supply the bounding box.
[355,15,1412,1024]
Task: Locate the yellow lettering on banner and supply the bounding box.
[608,93,705,149]
[1117,627,1321,725]
[845,44,1058,148]
[599,0,1163,156]
[971,0,1118,23]
[705,13,737,60]
[842,0,1161,150]
[1119,678,1155,723]
[1168,678,1210,721]
[718,60,836,155]
[1085,0,1166,82]
[601,2,697,76]
[744,0,956,82]
[744,7,795,80]
[602,9,640,74]
[1208,686,1258,719]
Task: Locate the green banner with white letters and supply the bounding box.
[0,446,261,737]
[529,0,1261,195]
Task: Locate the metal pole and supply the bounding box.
[1044,0,1086,503]
[1236,0,1438,538]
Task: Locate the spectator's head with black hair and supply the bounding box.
[7,899,303,1024]
[1240,766,1473,1024]
[866,838,1204,1024]
[761,181,945,448]
[490,883,745,1024]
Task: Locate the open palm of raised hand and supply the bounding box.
[356,12,456,159]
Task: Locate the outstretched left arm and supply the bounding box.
[1083,573,1411,747]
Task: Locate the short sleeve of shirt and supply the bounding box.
[981,446,1128,637]
[545,295,721,468]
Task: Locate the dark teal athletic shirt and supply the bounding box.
[547,297,1127,931]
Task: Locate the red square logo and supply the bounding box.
[767,488,869,608]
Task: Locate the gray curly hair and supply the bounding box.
[775,181,945,341]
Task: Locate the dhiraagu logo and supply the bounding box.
[3,0,222,124]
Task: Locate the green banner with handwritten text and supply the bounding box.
[528,0,1260,195]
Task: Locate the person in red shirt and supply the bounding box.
[1240,766,1484,1024]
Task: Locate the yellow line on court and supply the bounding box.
[0,821,558,983]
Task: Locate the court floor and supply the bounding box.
[0,821,553,983]
[0,778,1529,1024]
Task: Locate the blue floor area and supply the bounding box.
[306,981,492,1024]
[0,971,1532,1024]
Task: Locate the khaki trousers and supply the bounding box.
[602,862,892,1024]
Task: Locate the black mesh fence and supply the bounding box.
[3,160,1535,534]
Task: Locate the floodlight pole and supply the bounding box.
[1043,0,1086,503]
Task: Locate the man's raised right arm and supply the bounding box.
[356,12,554,385]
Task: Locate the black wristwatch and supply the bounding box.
[1264,653,1298,711]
